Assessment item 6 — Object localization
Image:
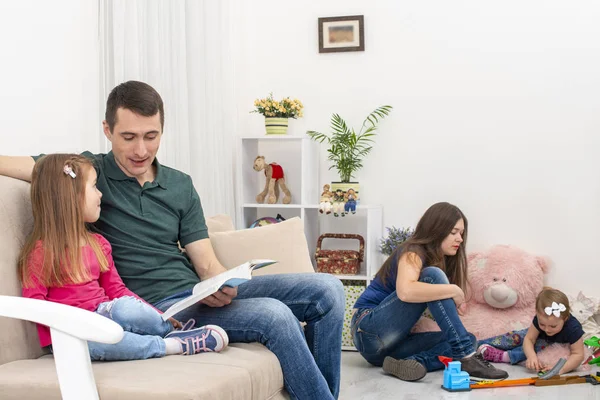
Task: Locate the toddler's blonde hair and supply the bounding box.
[535,287,570,320]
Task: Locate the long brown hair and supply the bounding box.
[376,202,469,292]
[18,154,108,288]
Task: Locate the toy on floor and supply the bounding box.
[537,358,567,379]
[570,291,600,341]
[439,356,598,391]
[584,336,600,365]
[439,356,471,392]
[471,374,600,389]
[253,156,291,204]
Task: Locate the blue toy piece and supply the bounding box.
[442,361,471,392]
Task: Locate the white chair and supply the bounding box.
[0,295,124,400]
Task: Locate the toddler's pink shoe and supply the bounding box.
[477,344,507,363]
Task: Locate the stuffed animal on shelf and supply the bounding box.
[412,245,591,370]
[253,156,291,204]
[332,188,345,217]
[343,188,359,215]
[319,184,333,214]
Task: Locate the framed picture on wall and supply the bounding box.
[318,15,365,53]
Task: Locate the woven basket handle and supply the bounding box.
[315,233,365,262]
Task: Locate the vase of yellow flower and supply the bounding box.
[252,93,303,135]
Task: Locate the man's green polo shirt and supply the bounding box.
[34,151,208,304]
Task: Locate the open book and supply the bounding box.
[161,259,277,320]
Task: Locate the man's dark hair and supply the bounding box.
[105,81,164,132]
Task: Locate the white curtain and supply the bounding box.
[98,0,237,218]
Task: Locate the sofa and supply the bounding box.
[0,176,317,399]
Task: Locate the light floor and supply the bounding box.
[340,351,600,400]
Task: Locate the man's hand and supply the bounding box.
[200,286,237,308]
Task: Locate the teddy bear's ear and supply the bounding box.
[536,256,549,274]
[467,252,485,269]
[467,252,480,263]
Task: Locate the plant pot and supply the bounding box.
[330,182,360,216]
[264,117,289,135]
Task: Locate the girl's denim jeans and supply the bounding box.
[351,266,476,372]
[478,329,551,364]
[87,296,173,361]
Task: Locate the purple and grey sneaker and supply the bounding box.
[166,324,229,355]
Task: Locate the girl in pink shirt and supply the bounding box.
[19,154,228,360]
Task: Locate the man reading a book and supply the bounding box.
[0,81,344,400]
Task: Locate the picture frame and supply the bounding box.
[318,15,365,53]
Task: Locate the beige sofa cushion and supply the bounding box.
[0,343,287,400]
[206,214,235,234]
[0,176,45,365]
[210,217,315,275]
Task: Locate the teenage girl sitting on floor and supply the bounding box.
[351,202,508,381]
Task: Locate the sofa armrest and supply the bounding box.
[0,295,124,400]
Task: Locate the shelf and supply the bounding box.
[243,203,382,210]
[243,203,304,209]
[240,135,307,141]
[237,135,383,354]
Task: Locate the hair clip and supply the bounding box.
[544,302,566,317]
[63,165,76,179]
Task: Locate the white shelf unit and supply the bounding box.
[236,135,384,351]
[237,136,319,243]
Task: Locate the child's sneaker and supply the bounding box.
[165,324,229,355]
[179,318,196,331]
[477,344,509,363]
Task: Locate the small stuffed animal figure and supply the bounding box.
[569,291,600,341]
[253,156,291,204]
[319,184,333,214]
[332,188,345,217]
[344,188,359,215]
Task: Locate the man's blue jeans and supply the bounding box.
[88,296,172,361]
[153,273,345,400]
[351,267,476,372]
[478,329,551,364]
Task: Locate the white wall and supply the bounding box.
[0,1,100,155]
[233,0,600,295]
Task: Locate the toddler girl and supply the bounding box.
[478,288,584,374]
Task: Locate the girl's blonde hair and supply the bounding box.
[536,287,570,320]
[18,154,108,288]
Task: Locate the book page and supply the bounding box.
[161,259,276,320]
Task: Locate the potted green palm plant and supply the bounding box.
[306,105,392,213]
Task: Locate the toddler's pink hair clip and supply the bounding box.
[63,165,76,179]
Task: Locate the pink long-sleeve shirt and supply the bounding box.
[22,234,151,347]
